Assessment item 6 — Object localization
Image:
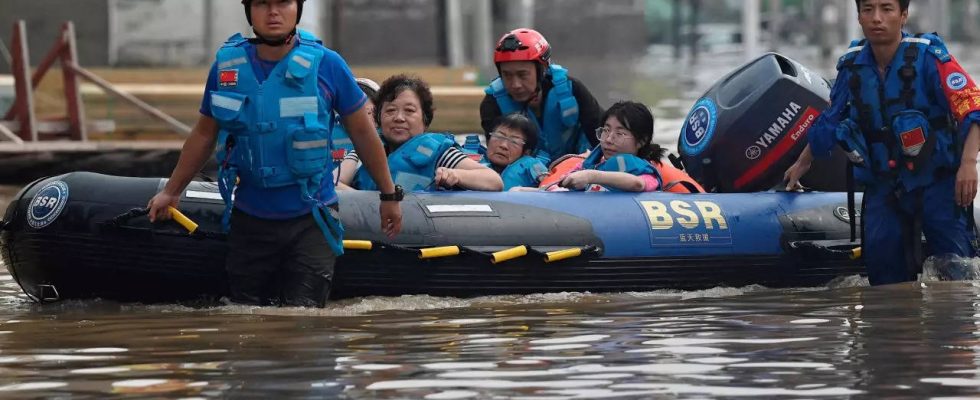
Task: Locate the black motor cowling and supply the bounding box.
[678,53,848,193]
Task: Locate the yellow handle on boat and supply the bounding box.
[544,247,582,263]
[419,246,461,259]
[491,245,528,264]
[850,247,862,260]
[343,240,373,250]
[167,206,198,234]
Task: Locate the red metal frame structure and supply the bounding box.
[1,20,191,144]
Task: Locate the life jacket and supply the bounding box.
[477,154,549,191]
[834,33,959,191]
[537,152,589,189]
[211,30,345,254]
[579,147,662,192]
[485,64,588,163]
[329,121,355,164]
[655,160,705,193]
[353,132,459,191]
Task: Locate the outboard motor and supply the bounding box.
[678,53,848,193]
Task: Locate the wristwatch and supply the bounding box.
[379,185,404,202]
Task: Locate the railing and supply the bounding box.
[0,21,191,145]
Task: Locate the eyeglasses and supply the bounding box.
[595,127,633,142]
[488,131,527,147]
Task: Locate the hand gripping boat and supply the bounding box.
[0,172,864,302]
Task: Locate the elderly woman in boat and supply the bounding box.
[338,74,502,192]
[541,100,703,193]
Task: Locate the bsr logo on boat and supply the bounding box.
[28,181,69,229]
[639,200,732,246]
[682,98,717,156]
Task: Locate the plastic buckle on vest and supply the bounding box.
[899,66,916,80]
[256,122,277,132]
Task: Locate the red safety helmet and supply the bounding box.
[493,28,551,66]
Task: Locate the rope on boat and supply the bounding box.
[342,240,598,264]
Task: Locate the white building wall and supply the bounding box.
[108,0,320,66]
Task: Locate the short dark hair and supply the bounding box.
[490,112,539,154]
[854,0,910,12]
[601,101,666,161]
[375,74,435,127]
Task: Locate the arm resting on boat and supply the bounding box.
[147,115,219,222]
[562,170,647,192]
[436,158,504,191]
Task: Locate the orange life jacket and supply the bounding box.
[655,160,705,193]
[538,152,705,193]
[537,153,588,189]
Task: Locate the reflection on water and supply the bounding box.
[4,246,980,398]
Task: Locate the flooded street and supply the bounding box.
[3,45,980,398]
[5,184,980,398]
[7,253,980,398]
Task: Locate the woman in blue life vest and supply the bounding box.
[481,113,549,190]
[783,0,980,285]
[341,75,503,191]
[559,101,668,192]
[146,0,402,308]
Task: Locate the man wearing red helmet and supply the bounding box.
[481,28,605,164]
[147,0,402,307]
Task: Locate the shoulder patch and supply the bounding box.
[920,32,951,63]
[926,44,952,63]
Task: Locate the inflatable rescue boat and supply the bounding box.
[1,53,871,302]
[1,172,865,302]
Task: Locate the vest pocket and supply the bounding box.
[210,91,248,128]
[835,118,869,166]
[287,113,331,179]
[403,136,441,168]
[891,110,930,157]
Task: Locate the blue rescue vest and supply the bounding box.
[211,30,344,254]
[485,65,587,163]
[834,33,959,191]
[580,147,662,192]
[354,133,459,191]
[478,154,549,191]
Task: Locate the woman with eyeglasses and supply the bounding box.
[480,113,550,190]
[557,101,703,193]
[342,74,503,192]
